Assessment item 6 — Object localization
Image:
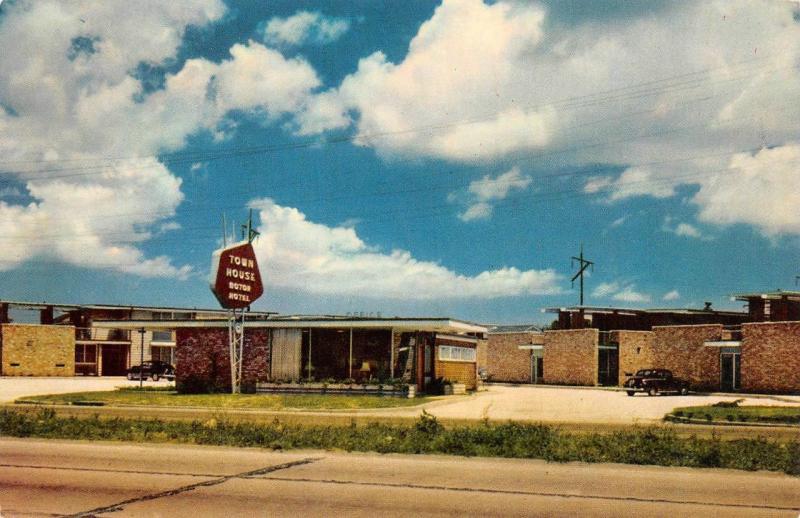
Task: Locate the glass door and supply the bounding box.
[720,353,740,391]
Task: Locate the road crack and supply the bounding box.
[261,475,800,513]
[64,457,321,517]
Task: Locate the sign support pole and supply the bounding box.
[211,210,262,395]
[228,308,246,394]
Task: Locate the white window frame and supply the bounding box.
[438,345,476,363]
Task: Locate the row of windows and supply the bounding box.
[438,345,476,362]
[151,345,175,365]
[75,344,97,363]
[74,344,175,364]
[151,330,174,342]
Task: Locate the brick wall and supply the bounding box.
[651,325,722,390]
[615,330,654,386]
[475,338,488,372]
[435,336,477,389]
[543,329,598,385]
[175,327,270,392]
[741,321,800,393]
[435,360,477,389]
[1,324,75,376]
[486,332,543,383]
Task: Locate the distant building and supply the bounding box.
[734,290,800,322]
[546,304,748,331]
[486,293,800,393]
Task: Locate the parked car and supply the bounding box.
[127,360,175,381]
[624,369,689,396]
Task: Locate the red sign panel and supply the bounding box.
[209,241,264,309]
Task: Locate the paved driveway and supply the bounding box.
[411,385,800,424]
[2,378,798,425]
[0,377,172,403]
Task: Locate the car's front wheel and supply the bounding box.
[127,373,133,381]
[152,373,160,382]
[648,387,659,397]
[680,387,689,396]
[626,391,635,396]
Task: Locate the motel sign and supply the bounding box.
[209,241,264,309]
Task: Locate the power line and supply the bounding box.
[0,56,784,179]
[1,151,797,245]
[0,90,791,233]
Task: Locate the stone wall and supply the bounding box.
[1,324,75,376]
[741,321,800,393]
[486,332,543,383]
[651,325,722,390]
[543,329,598,385]
[175,327,270,392]
[615,330,654,386]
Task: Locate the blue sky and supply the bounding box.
[0,0,799,324]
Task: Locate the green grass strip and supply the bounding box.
[2,409,799,476]
[671,405,800,425]
[20,389,430,410]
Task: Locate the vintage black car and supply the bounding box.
[624,369,689,396]
[126,360,175,381]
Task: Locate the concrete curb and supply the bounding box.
[665,415,800,429]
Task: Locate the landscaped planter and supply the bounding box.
[443,383,467,395]
[255,382,412,397]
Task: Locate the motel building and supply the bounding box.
[0,300,487,393]
[0,301,273,377]
[486,290,800,394]
[2,289,798,395]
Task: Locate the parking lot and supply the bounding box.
[0,377,172,403]
[417,384,800,424]
[2,378,799,425]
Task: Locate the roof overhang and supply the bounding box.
[92,318,487,335]
[518,345,543,350]
[734,291,800,302]
[544,305,745,317]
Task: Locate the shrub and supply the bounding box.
[712,399,744,408]
[1,409,798,476]
[176,375,227,394]
[414,411,443,435]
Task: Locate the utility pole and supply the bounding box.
[137,328,146,389]
[571,244,594,306]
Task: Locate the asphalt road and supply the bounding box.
[1,438,799,517]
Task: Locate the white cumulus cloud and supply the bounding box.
[249,198,562,299]
[592,281,651,304]
[294,0,800,238]
[261,11,350,47]
[692,144,800,236]
[457,167,532,221]
[0,2,324,277]
[662,290,681,301]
